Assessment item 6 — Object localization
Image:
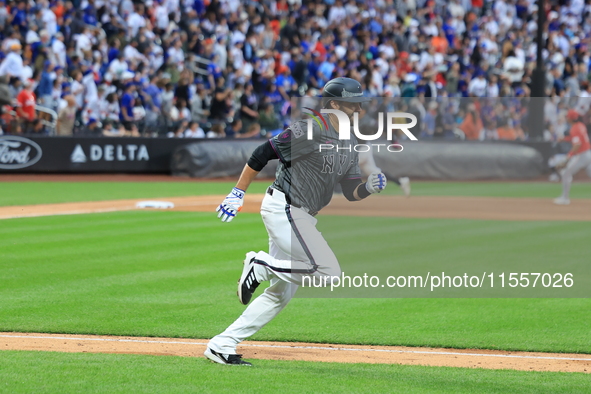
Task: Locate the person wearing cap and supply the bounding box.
[205,77,387,366]
[0,42,23,81]
[554,110,591,205]
[84,117,102,135]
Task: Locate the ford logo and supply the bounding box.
[0,136,43,169]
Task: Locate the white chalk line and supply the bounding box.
[1,335,590,362]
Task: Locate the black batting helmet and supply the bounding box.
[322,77,371,103]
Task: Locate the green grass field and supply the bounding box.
[2,180,591,206]
[1,180,590,393]
[1,211,589,352]
[1,351,589,394]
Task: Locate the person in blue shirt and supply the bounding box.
[36,61,54,106]
[119,83,136,128]
[307,52,323,88]
[275,65,296,102]
[207,54,223,88]
[11,1,28,36]
[143,76,162,110]
[265,83,283,113]
[318,53,337,85]
[108,39,121,64]
[83,0,97,26]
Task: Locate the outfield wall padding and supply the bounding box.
[171,140,278,178]
[172,140,545,180]
[374,141,545,180]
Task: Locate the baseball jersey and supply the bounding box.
[565,122,591,156]
[16,89,36,121]
[270,118,360,214]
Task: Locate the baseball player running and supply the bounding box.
[554,110,591,205]
[205,77,388,366]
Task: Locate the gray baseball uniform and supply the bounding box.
[270,119,361,215]
[208,117,367,355]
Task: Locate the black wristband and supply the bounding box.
[357,183,371,199]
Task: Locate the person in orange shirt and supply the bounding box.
[16,79,36,133]
[554,110,591,205]
[496,118,525,140]
[431,31,449,54]
[459,103,483,140]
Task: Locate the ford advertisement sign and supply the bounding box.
[0,136,209,173]
[0,136,43,169]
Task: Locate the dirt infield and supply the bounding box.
[2,194,591,221]
[1,332,589,373]
[2,193,590,372]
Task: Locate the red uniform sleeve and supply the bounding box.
[566,123,591,156]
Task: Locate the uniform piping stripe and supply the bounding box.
[251,205,318,274]
[269,139,286,163]
[285,204,318,273]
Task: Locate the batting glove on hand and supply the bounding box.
[216,187,245,222]
[365,173,387,194]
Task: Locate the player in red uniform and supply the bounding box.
[554,110,591,205]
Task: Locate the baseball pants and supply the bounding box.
[560,150,591,198]
[208,188,341,354]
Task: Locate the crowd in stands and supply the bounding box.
[0,0,590,141]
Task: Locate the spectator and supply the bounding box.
[16,79,36,132]
[206,123,225,138]
[459,103,484,140]
[56,95,76,136]
[0,42,24,81]
[191,85,211,123]
[209,77,232,121]
[30,118,47,134]
[497,117,525,141]
[225,118,242,138]
[36,61,54,107]
[83,118,101,135]
[119,83,136,129]
[258,103,281,135]
[184,121,205,138]
[468,71,488,97]
[0,0,587,141]
[239,84,258,131]
[236,122,261,139]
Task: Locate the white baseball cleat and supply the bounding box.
[237,252,260,305]
[553,197,571,205]
[399,177,411,197]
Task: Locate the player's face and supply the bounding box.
[339,101,362,120]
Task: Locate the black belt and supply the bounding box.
[267,187,317,216]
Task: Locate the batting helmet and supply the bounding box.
[567,109,580,122]
[322,77,371,103]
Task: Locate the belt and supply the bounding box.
[266,187,317,216]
